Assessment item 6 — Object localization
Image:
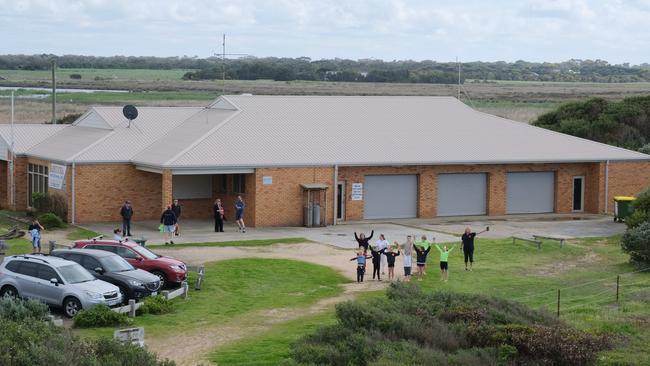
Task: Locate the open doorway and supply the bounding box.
[572,176,584,212]
[337,182,345,221]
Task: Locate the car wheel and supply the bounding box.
[151,270,167,289]
[63,297,82,318]
[0,285,18,298]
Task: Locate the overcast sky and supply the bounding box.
[2,0,649,64]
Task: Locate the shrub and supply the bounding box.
[137,295,174,315]
[73,305,130,328]
[32,192,68,221]
[37,212,66,229]
[632,187,650,213]
[93,337,176,366]
[621,221,650,266]
[69,73,82,79]
[625,209,650,229]
[0,297,49,322]
[639,143,650,155]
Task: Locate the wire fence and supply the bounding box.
[510,267,650,318]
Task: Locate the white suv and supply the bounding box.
[0,254,122,317]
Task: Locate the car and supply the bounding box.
[51,248,161,303]
[73,239,187,288]
[0,254,122,318]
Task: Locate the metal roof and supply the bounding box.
[15,95,650,168]
[0,124,67,155]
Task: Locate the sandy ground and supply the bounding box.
[148,243,393,365]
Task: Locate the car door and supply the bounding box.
[80,255,110,282]
[116,246,142,268]
[14,261,40,299]
[35,263,64,305]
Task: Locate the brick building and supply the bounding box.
[0,95,649,227]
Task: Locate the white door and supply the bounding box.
[363,175,418,219]
[506,172,555,214]
[437,173,487,216]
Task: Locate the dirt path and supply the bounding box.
[148,243,391,365]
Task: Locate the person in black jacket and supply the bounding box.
[120,201,133,236]
[354,230,373,253]
[213,198,225,233]
[383,246,401,281]
[368,242,385,281]
[414,242,431,282]
[160,206,177,245]
[171,199,182,236]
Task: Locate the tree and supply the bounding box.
[621,222,650,267]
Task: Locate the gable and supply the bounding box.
[73,109,113,130]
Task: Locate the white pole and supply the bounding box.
[333,165,338,225]
[604,160,610,214]
[9,91,15,207]
[71,162,76,224]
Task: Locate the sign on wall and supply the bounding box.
[262,176,273,185]
[351,183,363,201]
[48,163,67,189]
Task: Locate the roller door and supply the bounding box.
[506,172,555,214]
[363,175,417,219]
[437,173,487,216]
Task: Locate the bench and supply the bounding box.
[532,235,567,248]
[512,236,542,250]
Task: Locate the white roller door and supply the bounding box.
[506,172,555,214]
[363,175,417,219]
[437,173,487,216]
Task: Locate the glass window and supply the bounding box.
[36,264,60,282]
[133,246,160,260]
[219,175,228,193]
[100,256,134,272]
[18,262,38,278]
[116,246,138,259]
[5,261,21,273]
[232,174,246,194]
[28,163,50,206]
[87,245,117,254]
[81,256,102,272]
[57,264,95,284]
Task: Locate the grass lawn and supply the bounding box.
[147,237,308,250]
[0,68,194,82]
[65,227,101,241]
[52,91,218,104]
[76,258,348,339]
[5,238,33,255]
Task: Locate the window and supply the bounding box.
[28,163,49,206]
[232,174,246,194]
[36,264,60,282]
[218,175,228,193]
[116,246,138,259]
[17,261,38,278]
[5,261,21,273]
[87,245,117,254]
[81,256,102,272]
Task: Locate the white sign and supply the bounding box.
[262,176,273,185]
[48,164,67,189]
[351,183,363,201]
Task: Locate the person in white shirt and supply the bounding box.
[375,235,389,274]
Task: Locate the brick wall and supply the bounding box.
[13,157,28,210]
[212,174,256,226]
[254,167,333,227]
[0,160,7,208]
[605,161,650,213]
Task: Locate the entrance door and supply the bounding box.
[337,182,345,220]
[573,176,584,212]
[363,175,418,219]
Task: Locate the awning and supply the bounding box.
[300,183,329,190]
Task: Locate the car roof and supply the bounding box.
[52,248,117,258]
[76,239,138,248]
[5,254,76,267]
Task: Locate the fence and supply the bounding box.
[511,267,650,318]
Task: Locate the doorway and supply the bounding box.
[337,182,345,220]
[572,176,585,212]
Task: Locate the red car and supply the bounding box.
[73,239,187,288]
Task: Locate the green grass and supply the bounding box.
[5,238,32,255]
[76,258,348,339]
[467,99,562,110]
[0,68,194,82]
[147,237,308,250]
[52,91,218,104]
[66,227,100,241]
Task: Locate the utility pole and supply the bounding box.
[51,58,57,124]
[457,56,461,100]
[217,34,249,95]
[9,91,15,208]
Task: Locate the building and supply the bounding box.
[1,95,649,226]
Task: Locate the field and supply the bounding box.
[2,68,650,124]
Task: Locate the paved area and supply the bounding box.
[79,214,625,248]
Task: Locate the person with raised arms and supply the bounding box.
[413,235,432,281]
[461,226,489,271]
[435,243,456,282]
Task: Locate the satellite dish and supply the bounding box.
[122,105,138,128]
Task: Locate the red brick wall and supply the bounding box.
[605,161,650,213]
[0,160,7,208]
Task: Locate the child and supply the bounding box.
[383,245,401,281]
[398,235,414,282]
[350,249,372,283]
[435,243,456,282]
[414,235,431,281]
[354,230,374,254]
[28,219,44,254]
[369,241,386,281]
[113,228,123,241]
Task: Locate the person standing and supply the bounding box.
[235,195,246,233]
[354,230,374,253]
[461,226,488,271]
[160,205,177,245]
[28,219,45,254]
[120,200,134,237]
[414,235,432,281]
[383,245,400,281]
[375,234,389,274]
[435,243,456,282]
[350,250,372,283]
[171,199,182,237]
[398,235,415,282]
[213,198,225,232]
[368,241,385,281]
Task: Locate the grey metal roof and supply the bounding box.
[168,95,650,168]
[0,124,67,155]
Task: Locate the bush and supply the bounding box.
[621,221,650,266]
[73,305,130,328]
[69,73,82,79]
[32,192,68,221]
[625,209,650,229]
[0,297,49,322]
[38,212,66,229]
[137,295,174,315]
[632,187,650,213]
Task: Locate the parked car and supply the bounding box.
[51,248,161,303]
[73,239,187,288]
[0,254,122,318]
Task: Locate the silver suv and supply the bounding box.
[0,254,122,317]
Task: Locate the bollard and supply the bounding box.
[195,265,205,291]
[128,299,136,318]
[616,275,620,303]
[182,281,189,299]
[556,289,561,318]
[161,290,170,300]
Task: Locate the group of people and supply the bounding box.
[350,227,488,283]
[116,196,248,244]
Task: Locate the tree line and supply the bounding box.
[2,54,650,83]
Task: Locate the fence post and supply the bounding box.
[49,240,56,254]
[182,281,189,299]
[195,265,205,291]
[161,290,170,300]
[556,289,561,318]
[616,275,621,304]
[128,299,136,318]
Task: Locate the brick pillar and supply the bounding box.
[161,169,173,210]
[487,169,506,215]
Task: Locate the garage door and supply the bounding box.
[363,175,417,219]
[507,172,555,214]
[437,173,487,216]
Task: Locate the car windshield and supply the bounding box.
[57,264,96,284]
[133,246,159,260]
[100,256,134,272]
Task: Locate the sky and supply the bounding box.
[1,0,650,64]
